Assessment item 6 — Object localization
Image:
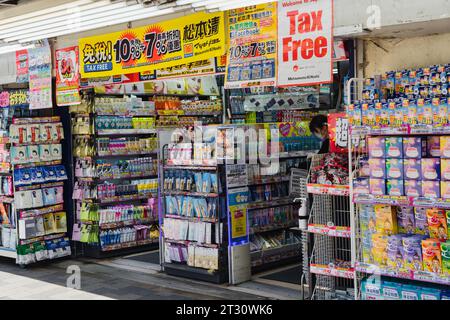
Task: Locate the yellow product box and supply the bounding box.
[374,205,398,235]
[372,233,389,266]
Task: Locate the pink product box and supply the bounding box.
[369,158,386,179]
[422,180,440,198]
[386,158,403,179]
[421,158,441,180]
[404,180,422,197]
[385,137,403,158]
[368,137,386,158]
[441,159,450,180]
[386,179,404,196]
[353,178,370,195]
[404,159,422,180]
[441,182,450,199]
[403,137,425,159]
[370,179,386,196]
[427,136,441,157]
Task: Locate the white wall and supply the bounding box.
[363,32,450,77]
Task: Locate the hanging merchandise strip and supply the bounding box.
[224,2,277,89]
[28,43,53,110]
[79,11,226,78]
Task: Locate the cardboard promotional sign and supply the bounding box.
[56,46,81,106]
[225,2,277,89]
[277,0,333,87]
[79,11,226,78]
[328,113,349,153]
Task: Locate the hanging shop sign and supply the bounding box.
[56,46,81,106]
[28,44,53,109]
[225,3,277,89]
[277,0,334,87]
[328,113,348,153]
[15,49,29,84]
[79,11,226,78]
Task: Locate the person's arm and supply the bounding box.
[318,138,330,154]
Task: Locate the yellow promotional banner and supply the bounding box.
[79,11,226,78]
[225,2,277,89]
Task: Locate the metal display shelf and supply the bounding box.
[356,262,450,286]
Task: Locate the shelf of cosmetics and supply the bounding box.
[359,204,450,280]
[354,136,450,199]
[79,223,159,250]
[72,116,155,135]
[71,96,222,116]
[75,157,157,181]
[361,64,450,102]
[77,201,158,228]
[73,136,158,158]
[8,119,64,145]
[77,200,159,249]
[73,178,158,203]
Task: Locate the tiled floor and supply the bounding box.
[0,257,272,300]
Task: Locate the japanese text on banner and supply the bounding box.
[79,12,226,78]
[225,3,277,89]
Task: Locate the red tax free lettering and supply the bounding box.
[282,36,327,61]
[283,10,327,62]
[287,10,323,35]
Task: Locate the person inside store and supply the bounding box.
[309,114,330,154]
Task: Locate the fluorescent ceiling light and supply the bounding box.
[0,43,36,55]
[0,1,124,38]
[17,8,176,43]
[0,0,96,27]
[5,3,145,41]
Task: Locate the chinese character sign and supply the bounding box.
[278,0,333,87]
[79,12,226,78]
[328,113,349,153]
[225,3,278,89]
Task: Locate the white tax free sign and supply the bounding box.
[277,0,334,87]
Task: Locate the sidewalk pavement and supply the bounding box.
[0,257,271,300]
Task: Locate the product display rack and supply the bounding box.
[306,154,356,300]
[70,91,160,258]
[348,68,450,300]
[0,108,72,265]
[159,136,229,284]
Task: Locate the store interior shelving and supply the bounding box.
[70,90,160,258]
